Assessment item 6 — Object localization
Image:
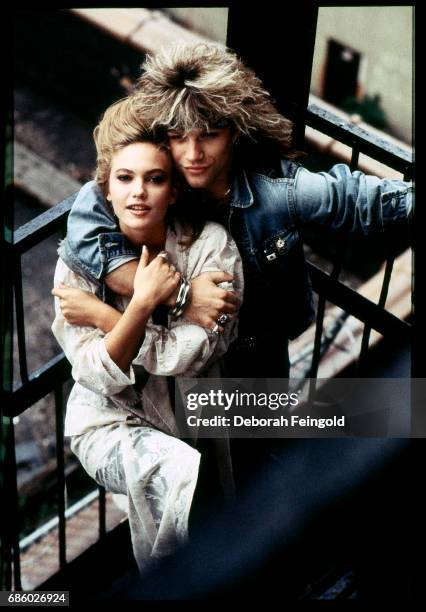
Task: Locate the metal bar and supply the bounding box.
[306,104,413,173]
[309,140,361,384]
[54,386,67,569]
[7,354,71,418]
[308,294,327,388]
[227,4,318,149]
[13,194,75,255]
[357,254,396,372]
[309,242,344,390]
[1,156,14,589]
[4,419,22,590]
[20,489,100,552]
[307,262,411,339]
[13,256,29,384]
[98,486,106,538]
[349,143,360,172]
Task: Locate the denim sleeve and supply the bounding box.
[293,163,413,235]
[65,180,138,280]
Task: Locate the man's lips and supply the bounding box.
[184,166,210,175]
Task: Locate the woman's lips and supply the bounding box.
[127,205,150,216]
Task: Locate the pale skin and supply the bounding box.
[54,127,241,334]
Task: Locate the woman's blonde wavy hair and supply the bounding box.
[93,95,165,195]
[135,43,300,162]
[93,95,205,245]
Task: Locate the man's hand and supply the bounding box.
[183,271,240,329]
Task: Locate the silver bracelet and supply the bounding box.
[170,278,191,319]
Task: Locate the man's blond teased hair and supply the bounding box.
[136,43,298,160]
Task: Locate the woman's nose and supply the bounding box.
[132,179,147,198]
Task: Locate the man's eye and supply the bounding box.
[168,134,185,141]
[201,132,218,140]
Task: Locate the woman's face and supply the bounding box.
[107,142,176,244]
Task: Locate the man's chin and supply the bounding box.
[184,174,211,190]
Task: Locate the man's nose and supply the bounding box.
[186,138,204,163]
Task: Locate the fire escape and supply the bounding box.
[2,5,417,601]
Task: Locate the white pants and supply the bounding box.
[70,422,201,574]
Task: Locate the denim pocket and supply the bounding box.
[259,228,300,267]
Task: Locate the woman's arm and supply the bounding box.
[96,246,181,373]
[52,247,180,394]
[105,259,239,326]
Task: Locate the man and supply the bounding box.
[59,43,412,380]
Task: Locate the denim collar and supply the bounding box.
[229,165,254,208]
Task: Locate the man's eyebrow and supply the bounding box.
[144,168,167,174]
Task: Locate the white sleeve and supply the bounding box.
[51,259,136,396]
[132,223,244,377]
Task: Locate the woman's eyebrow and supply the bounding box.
[113,167,167,174]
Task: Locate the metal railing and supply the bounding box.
[1,104,413,591]
[304,103,412,386]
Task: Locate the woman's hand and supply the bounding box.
[52,284,102,327]
[52,284,122,332]
[133,246,181,309]
[104,246,180,373]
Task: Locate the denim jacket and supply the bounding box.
[58,161,412,351]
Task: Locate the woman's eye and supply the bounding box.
[117,175,131,182]
[149,175,165,184]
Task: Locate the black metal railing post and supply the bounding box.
[13,255,29,385]
[54,386,67,569]
[308,140,362,393]
[99,487,106,539]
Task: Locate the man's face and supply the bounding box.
[167,127,235,198]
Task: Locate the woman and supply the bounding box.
[51,96,243,574]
